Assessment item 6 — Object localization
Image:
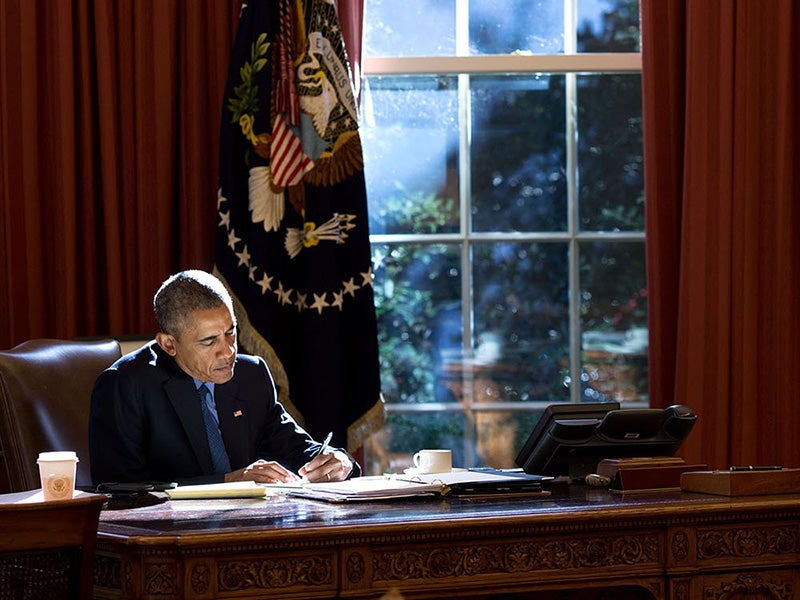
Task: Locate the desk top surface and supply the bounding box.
[96,482,800,543]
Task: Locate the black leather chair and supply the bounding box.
[0,339,121,492]
[0,494,106,599]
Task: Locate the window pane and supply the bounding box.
[580,241,648,403]
[470,75,567,232]
[363,76,459,235]
[373,243,463,405]
[472,242,570,403]
[578,0,641,53]
[365,411,466,475]
[364,409,545,473]
[363,0,645,476]
[578,74,643,231]
[473,410,543,469]
[364,0,455,57]
[469,0,564,55]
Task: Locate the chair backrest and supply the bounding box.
[0,339,122,492]
[0,494,105,600]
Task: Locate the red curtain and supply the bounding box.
[335,0,364,100]
[642,1,800,469]
[0,0,241,347]
[0,1,364,350]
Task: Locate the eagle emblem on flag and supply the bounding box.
[215,0,384,452]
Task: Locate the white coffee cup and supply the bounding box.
[412,449,452,474]
[37,451,78,501]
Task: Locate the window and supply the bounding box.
[361,0,644,475]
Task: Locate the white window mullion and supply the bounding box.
[457,0,477,467]
[456,0,469,56]
[565,0,582,403]
[459,71,473,365]
[564,0,578,55]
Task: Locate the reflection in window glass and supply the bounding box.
[580,241,647,402]
[578,74,643,231]
[362,0,644,475]
[471,75,567,233]
[364,409,546,474]
[362,76,459,235]
[364,0,455,57]
[365,411,466,475]
[472,410,544,469]
[578,0,641,53]
[372,243,462,404]
[472,242,570,403]
[469,0,564,55]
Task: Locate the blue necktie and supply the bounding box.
[198,384,231,473]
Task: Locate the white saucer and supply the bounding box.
[403,467,467,476]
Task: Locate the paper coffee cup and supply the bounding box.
[412,449,452,474]
[37,451,78,501]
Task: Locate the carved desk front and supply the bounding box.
[94,484,800,599]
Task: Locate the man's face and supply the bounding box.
[156,304,238,384]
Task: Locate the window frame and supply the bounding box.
[361,3,645,460]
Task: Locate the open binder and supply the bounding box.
[289,469,552,502]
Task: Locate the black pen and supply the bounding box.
[729,465,782,472]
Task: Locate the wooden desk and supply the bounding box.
[93,484,800,599]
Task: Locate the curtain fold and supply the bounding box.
[0,0,241,347]
[642,0,800,468]
[335,0,364,100]
[0,0,364,350]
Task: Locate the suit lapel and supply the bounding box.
[163,376,215,473]
[215,379,250,469]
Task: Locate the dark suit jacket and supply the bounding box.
[89,341,341,485]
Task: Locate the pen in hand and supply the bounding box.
[317,431,333,457]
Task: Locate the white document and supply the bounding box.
[289,475,444,502]
[165,481,269,499]
[401,469,543,485]
[165,479,331,500]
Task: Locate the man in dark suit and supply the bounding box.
[89,270,358,486]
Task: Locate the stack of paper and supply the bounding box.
[162,470,553,503]
[289,470,551,502]
[165,480,304,499]
[288,476,444,502]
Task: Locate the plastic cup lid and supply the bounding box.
[37,451,79,462]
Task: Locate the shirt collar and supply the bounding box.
[193,378,215,394]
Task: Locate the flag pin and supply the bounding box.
[233,410,243,417]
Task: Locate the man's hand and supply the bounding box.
[225,459,300,484]
[299,449,353,482]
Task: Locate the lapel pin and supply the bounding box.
[233,410,243,417]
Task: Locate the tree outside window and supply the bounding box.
[361,0,644,475]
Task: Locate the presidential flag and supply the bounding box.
[214,0,384,452]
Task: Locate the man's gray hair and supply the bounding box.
[153,270,236,336]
